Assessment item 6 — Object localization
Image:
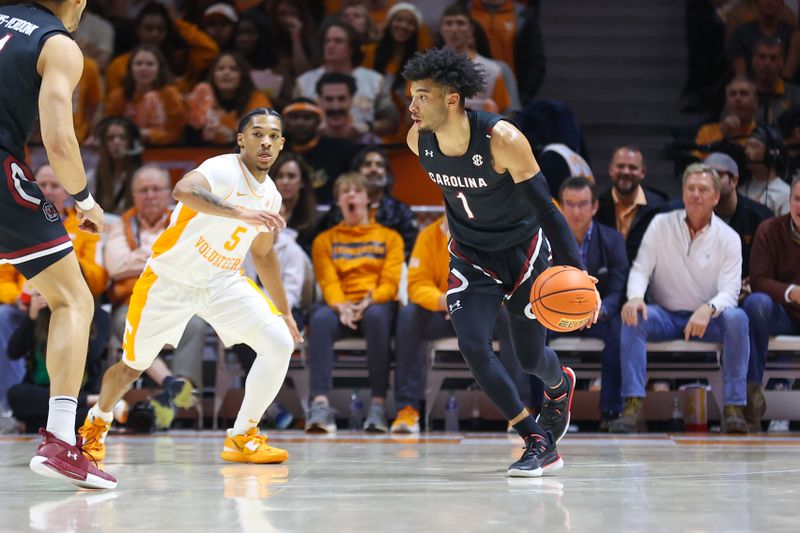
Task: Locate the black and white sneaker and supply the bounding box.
[507,431,563,478]
[537,366,576,443]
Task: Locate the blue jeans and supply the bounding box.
[620,304,749,406]
[742,292,800,385]
[0,304,25,411]
[548,315,623,415]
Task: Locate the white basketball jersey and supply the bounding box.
[147,154,282,287]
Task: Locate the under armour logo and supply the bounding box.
[448,299,462,313]
[425,150,434,157]
[472,154,483,166]
[67,451,78,460]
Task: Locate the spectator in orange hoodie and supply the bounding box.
[306,173,403,434]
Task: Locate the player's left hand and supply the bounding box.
[684,304,712,340]
[585,274,601,329]
[282,314,303,344]
[76,203,104,234]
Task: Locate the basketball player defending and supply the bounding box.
[79,108,302,473]
[403,48,600,477]
[0,1,113,489]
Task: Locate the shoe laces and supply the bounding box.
[239,430,267,450]
[80,419,109,453]
[520,433,548,458]
[76,436,101,467]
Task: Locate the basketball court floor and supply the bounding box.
[2,431,798,532]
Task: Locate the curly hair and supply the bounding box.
[401,47,486,102]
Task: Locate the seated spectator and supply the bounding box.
[305,173,404,433]
[282,97,360,204]
[391,215,528,433]
[364,2,431,144]
[316,146,419,258]
[90,117,143,215]
[438,4,512,114]
[777,104,800,182]
[317,72,381,144]
[104,166,202,427]
[201,3,238,50]
[105,1,219,95]
[232,14,286,103]
[74,2,115,69]
[595,145,668,264]
[294,21,399,137]
[187,52,272,146]
[752,37,800,124]
[741,125,791,215]
[611,163,750,434]
[266,0,317,107]
[550,177,628,429]
[341,2,381,45]
[0,165,109,415]
[537,143,594,198]
[695,77,759,151]
[6,287,110,433]
[728,0,794,78]
[104,45,188,146]
[723,0,796,42]
[272,153,319,252]
[73,53,103,145]
[742,176,800,430]
[469,0,545,103]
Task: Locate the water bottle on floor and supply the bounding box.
[348,390,364,430]
[444,392,459,432]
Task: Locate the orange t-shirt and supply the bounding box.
[187,83,273,145]
[471,0,517,70]
[74,57,102,143]
[104,85,187,145]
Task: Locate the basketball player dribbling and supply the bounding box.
[78,108,303,478]
[0,1,114,489]
[402,48,601,477]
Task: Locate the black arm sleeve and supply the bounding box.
[518,172,585,269]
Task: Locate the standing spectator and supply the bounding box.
[391,215,527,433]
[294,21,398,137]
[201,3,238,50]
[105,1,219,95]
[742,176,800,430]
[282,97,360,204]
[438,4,512,114]
[741,125,791,215]
[305,173,403,433]
[469,0,546,103]
[550,177,628,428]
[104,45,188,146]
[695,77,759,150]
[187,52,272,146]
[752,37,800,125]
[365,2,431,144]
[610,163,750,434]
[90,117,143,215]
[271,153,319,251]
[316,146,419,258]
[595,145,668,264]
[729,0,794,77]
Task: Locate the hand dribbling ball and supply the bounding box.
[530,266,595,332]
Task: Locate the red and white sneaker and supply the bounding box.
[29,429,117,490]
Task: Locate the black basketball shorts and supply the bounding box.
[0,151,72,279]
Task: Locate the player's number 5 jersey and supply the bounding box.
[147,154,282,287]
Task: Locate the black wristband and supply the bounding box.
[71,185,90,203]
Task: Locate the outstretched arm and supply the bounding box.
[173,171,285,232]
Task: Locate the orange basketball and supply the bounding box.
[530,266,596,332]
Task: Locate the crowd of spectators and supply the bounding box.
[0,0,798,436]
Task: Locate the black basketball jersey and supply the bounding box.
[416,109,539,251]
[0,3,70,161]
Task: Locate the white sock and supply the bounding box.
[47,396,78,446]
[231,324,293,436]
[90,404,113,424]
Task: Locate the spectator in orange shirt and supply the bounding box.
[696,77,760,150]
[105,2,219,95]
[187,52,272,146]
[90,117,143,215]
[104,45,188,146]
[74,55,103,145]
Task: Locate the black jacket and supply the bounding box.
[596,186,669,264]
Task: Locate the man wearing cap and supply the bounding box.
[742,125,791,216]
[282,97,360,205]
[202,3,238,49]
